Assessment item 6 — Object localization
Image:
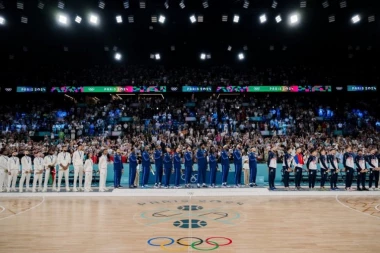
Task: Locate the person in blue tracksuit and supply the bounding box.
[163,148,173,188]
[113,149,124,188]
[154,146,163,188]
[366,148,379,190]
[221,145,230,188]
[249,147,258,187]
[319,149,329,189]
[196,145,207,188]
[209,147,218,187]
[328,148,339,190]
[128,148,137,188]
[173,148,182,188]
[141,146,151,188]
[184,146,193,188]
[282,147,293,190]
[233,145,243,187]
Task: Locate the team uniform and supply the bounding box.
[282,152,293,188]
[233,149,243,187]
[20,155,33,192]
[173,152,182,188]
[209,153,218,187]
[306,155,317,189]
[154,149,163,187]
[355,154,368,191]
[294,153,304,189]
[343,152,355,190]
[84,158,94,192]
[57,151,71,192]
[0,155,9,192]
[248,152,258,187]
[163,152,173,188]
[128,152,137,188]
[141,151,151,187]
[32,156,44,192]
[7,156,20,192]
[267,151,277,190]
[184,151,193,187]
[328,154,339,190]
[72,150,85,191]
[366,154,379,190]
[98,154,109,191]
[43,154,57,192]
[221,150,230,187]
[196,149,207,187]
[319,154,329,188]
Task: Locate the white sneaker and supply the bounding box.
[73,188,78,192]
[66,189,70,192]
[375,188,380,191]
[42,188,47,192]
[369,188,374,191]
[99,189,105,192]
[7,189,10,192]
[32,190,36,193]
[56,188,60,192]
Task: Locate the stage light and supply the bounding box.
[227,45,232,51]
[179,0,185,9]
[339,0,347,8]
[238,53,244,60]
[58,14,68,25]
[128,15,134,23]
[300,0,306,8]
[38,1,45,9]
[58,1,65,9]
[159,15,165,23]
[190,15,196,23]
[275,15,282,23]
[203,0,209,8]
[21,16,28,24]
[243,0,249,8]
[150,54,154,59]
[222,15,228,22]
[243,45,248,51]
[368,15,375,23]
[322,1,329,8]
[206,54,211,59]
[151,15,157,23]
[328,15,335,23]
[63,46,68,52]
[290,14,299,24]
[233,15,239,23]
[75,15,82,23]
[155,54,161,60]
[123,0,129,9]
[352,15,360,23]
[89,14,99,25]
[116,15,123,23]
[260,14,267,23]
[164,0,169,9]
[17,1,24,10]
[200,53,206,60]
[115,53,122,60]
[0,16,5,25]
[113,46,118,51]
[171,46,175,51]
[198,15,204,22]
[272,1,278,8]
[139,0,146,8]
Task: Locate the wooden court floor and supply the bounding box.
[0,195,380,253]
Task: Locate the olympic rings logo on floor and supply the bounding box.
[147,236,232,251]
[180,173,198,183]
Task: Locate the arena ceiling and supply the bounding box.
[0,0,378,66]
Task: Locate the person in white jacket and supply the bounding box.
[98,149,109,192]
[72,145,85,191]
[43,150,57,192]
[0,151,9,192]
[57,147,72,192]
[84,152,94,192]
[19,150,33,192]
[7,151,20,192]
[32,152,44,192]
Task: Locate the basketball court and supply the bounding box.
[1,189,379,253]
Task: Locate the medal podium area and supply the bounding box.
[0,188,379,253]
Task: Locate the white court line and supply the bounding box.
[335,195,380,221]
[0,196,45,222]
[0,206,5,214]
[375,204,380,212]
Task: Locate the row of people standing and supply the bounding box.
[274,146,380,191]
[124,145,259,189]
[0,145,110,192]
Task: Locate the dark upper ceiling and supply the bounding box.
[0,0,379,67]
